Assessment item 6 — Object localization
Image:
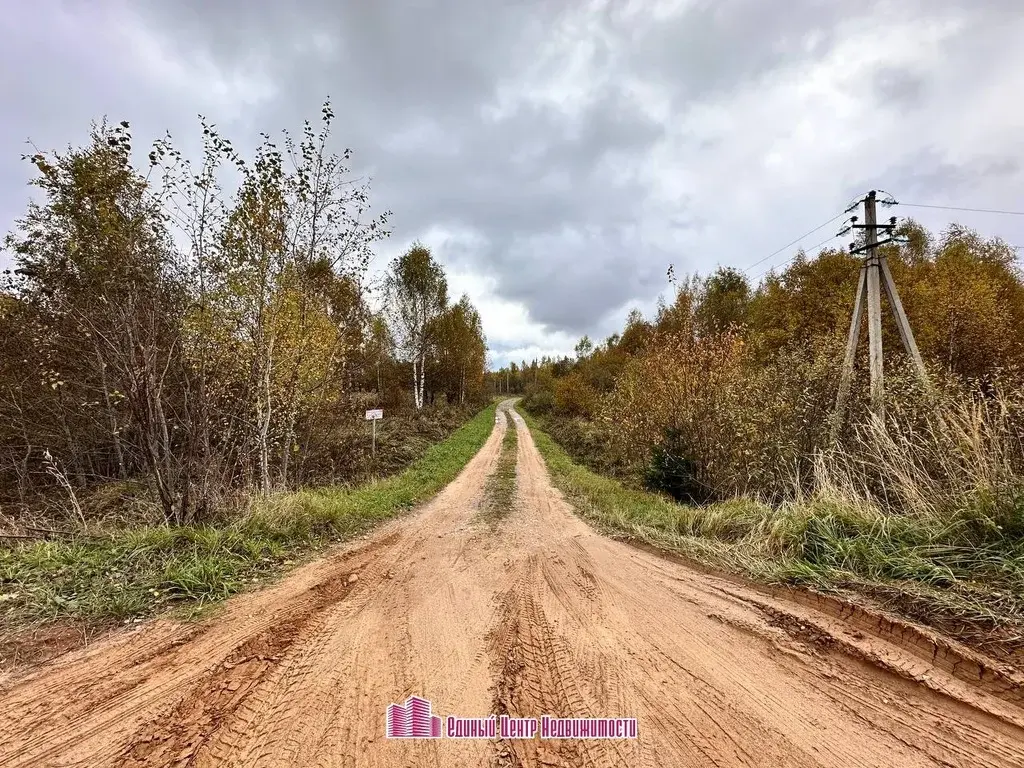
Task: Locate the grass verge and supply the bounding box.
[479,408,519,524]
[522,411,1024,650]
[0,404,496,628]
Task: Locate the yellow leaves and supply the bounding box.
[553,373,601,419]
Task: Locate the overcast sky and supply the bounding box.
[2,1,1023,367]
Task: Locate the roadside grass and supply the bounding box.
[1,406,482,535]
[522,411,1024,646]
[479,408,519,524]
[0,404,496,628]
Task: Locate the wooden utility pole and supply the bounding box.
[833,191,929,434]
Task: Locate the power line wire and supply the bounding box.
[897,202,1024,216]
[897,200,1024,254]
[741,212,845,274]
[739,198,1022,283]
[748,233,840,282]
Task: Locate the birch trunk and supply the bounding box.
[412,356,421,408]
[419,352,427,409]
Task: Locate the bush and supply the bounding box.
[523,389,555,415]
[644,428,715,504]
[554,373,600,418]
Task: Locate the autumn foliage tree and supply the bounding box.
[430,295,487,405]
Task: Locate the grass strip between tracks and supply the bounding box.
[0,404,497,627]
[522,411,1024,649]
[480,409,519,524]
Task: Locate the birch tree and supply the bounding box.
[383,245,448,408]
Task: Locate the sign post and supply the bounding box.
[365,409,383,458]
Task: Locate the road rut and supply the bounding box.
[1,402,1022,766]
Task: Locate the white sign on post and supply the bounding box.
[365,409,383,458]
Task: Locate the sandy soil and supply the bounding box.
[0,402,1022,767]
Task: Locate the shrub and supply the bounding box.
[523,389,555,415]
[644,428,714,504]
[554,373,601,418]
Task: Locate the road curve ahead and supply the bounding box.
[0,402,1022,767]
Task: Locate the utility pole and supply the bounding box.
[833,191,929,434]
[864,191,885,415]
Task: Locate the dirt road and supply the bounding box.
[1,403,1023,767]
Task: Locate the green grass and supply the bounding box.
[479,408,519,523]
[522,411,1024,644]
[0,404,497,626]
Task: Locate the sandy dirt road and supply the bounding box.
[1,402,1023,767]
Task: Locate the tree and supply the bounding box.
[364,313,394,397]
[574,335,593,360]
[383,244,448,408]
[217,136,290,495]
[431,294,486,404]
[154,101,389,494]
[3,121,197,522]
[696,266,750,335]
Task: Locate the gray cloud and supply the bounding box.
[868,152,1022,203]
[3,0,1024,364]
[618,0,851,105]
[873,67,928,110]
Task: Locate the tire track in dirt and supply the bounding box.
[1,402,1023,767]
[117,556,375,767]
